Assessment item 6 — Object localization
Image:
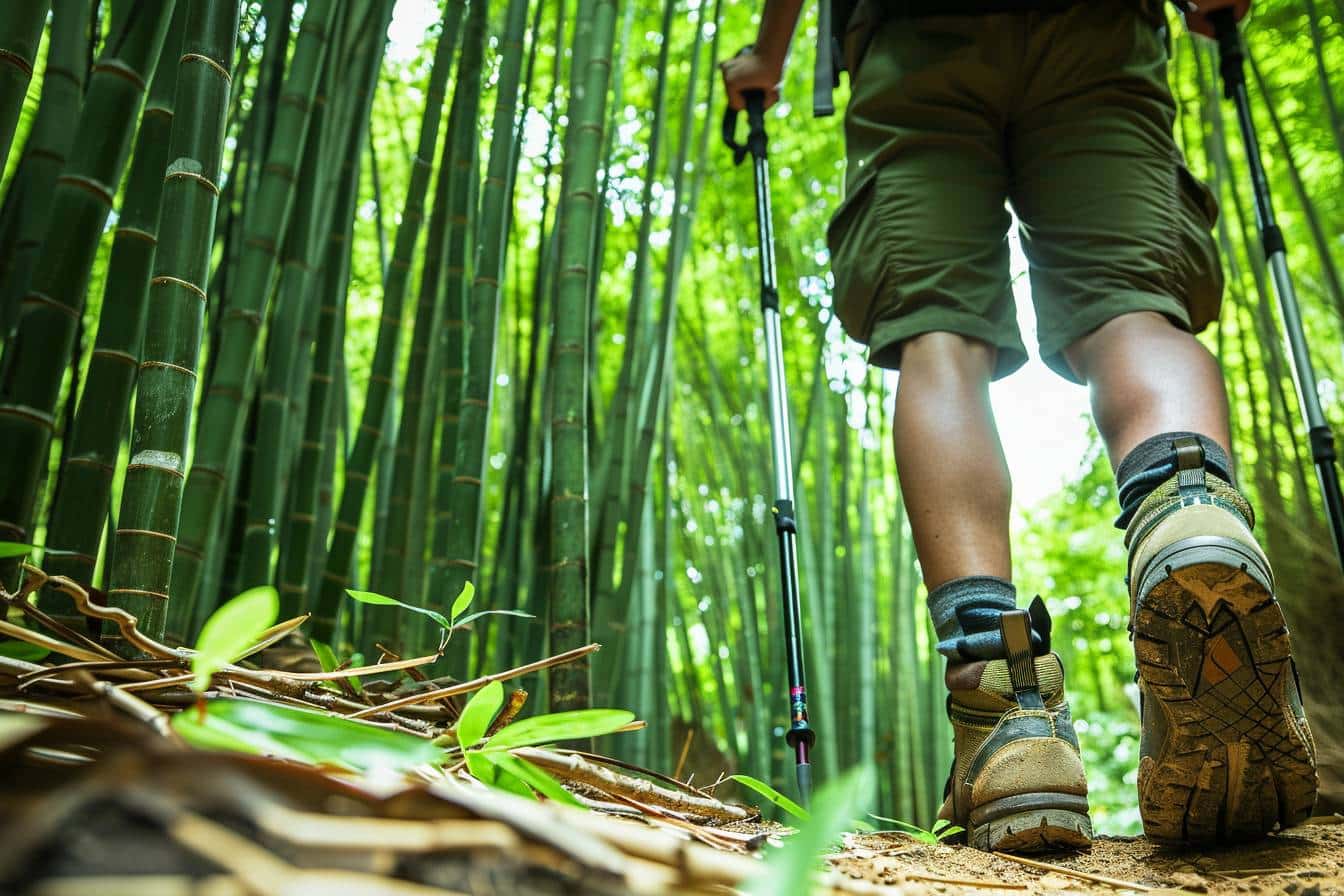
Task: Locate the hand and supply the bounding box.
[1181,0,1251,39]
[719,50,783,112]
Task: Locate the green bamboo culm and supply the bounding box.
[278,2,391,619]
[168,0,338,634]
[425,0,532,658]
[105,0,240,653]
[548,0,621,711]
[377,0,482,617]
[0,1,50,178]
[38,4,187,623]
[310,2,466,642]
[0,0,176,592]
[0,0,91,345]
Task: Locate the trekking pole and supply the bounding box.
[723,85,817,806]
[1207,8,1344,574]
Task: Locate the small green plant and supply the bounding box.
[453,678,636,806]
[190,586,280,693]
[868,815,964,845]
[743,764,876,896]
[310,637,362,694]
[346,581,533,650]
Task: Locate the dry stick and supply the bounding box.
[347,643,602,719]
[3,588,114,658]
[71,670,178,740]
[514,748,749,823]
[560,747,720,800]
[485,688,528,736]
[0,620,116,665]
[992,852,1155,892]
[674,727,694,780]
[17,658,180,683]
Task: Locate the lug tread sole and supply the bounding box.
[1134,560,1317,845]
[969,808,1092,854]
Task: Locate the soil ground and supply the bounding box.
[828,820,1344,895]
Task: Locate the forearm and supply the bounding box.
[754,0,805,74]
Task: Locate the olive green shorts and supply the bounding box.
[827,0,1224,382]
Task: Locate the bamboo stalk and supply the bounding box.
[105,0,241,652]
[0,1,50,178]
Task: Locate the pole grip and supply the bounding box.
[1209,8,1243,97]
[723,89,769,165]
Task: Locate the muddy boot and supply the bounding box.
[1125,436,1318,844]
[934,579,1092,853]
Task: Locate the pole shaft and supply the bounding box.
[1216,15,1344,571]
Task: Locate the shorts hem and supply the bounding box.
[867,306,1029,380]
[1037,290,1193,384]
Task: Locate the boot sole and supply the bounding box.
[1133,543,1317,845]
[967,793,1093,853]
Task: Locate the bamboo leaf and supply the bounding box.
[484,752,584,807]
[449,581,475,625]
[729,773,811,822]
[457,679,503,748]
[172,698,444,772]
[346,589,451,632]
[0,542,33,559]
[451,608,534,630]
[486,709,635,750]
[192,587,279,693]
[310,638,363,695]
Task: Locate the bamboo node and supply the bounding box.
[163,163,220,195]
[151,275,207,300]
[180,52,231,84]
[57,173,115,205]
[139,360,197,381]
[114,226,157,245]
[452,476,483,487]
[0,404,55,429]
[21,292,79,318]
[92,59,146,89]
[0,49,35,77]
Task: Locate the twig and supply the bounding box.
[485,688,528,736]
[71,671,178,740]
[347,643,601,719]
[0,620,113,666]
[33,569,183,660]
[514,748,749,823]
[674,727,694,780]
[559,748,720,800]
[992,851,1155,891]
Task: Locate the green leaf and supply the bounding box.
[729,773,811,822]
[868,815,938,844]
[172,698,445,772]
[464,749,497,785]
[346,589,451,633]
[0,639,49,662]
[745,764,876,896]
[0,542,34,560]
[486,709,635,750]
[192,587,279,693]
[451,608,535,630]
[311,639,339,673]
[457,680,503,748]
[483,752,583,807]
[449,581,476,625]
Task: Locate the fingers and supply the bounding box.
[1183,0,1252,38]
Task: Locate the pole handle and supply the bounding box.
[1208,8,1243,97]
[722,47,769,166]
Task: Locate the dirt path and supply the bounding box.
[828,821,1344,895]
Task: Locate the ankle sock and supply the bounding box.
[1114,431,1234,529]
[928,576,1049,662]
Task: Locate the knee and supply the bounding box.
[900,332,998,386]
[1062,311,1192,385]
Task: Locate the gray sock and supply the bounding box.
[1114,432,1235,528]
[927,576,1016,661]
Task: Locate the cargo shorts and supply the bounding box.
[826,0,1224,382]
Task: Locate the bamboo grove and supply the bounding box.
[1,0,1343,829]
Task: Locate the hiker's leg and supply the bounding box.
[1062,311,1231,468]
[893,331,1011,589]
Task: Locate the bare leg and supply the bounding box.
[1063,311,1232,468]
[893,332,1011,589]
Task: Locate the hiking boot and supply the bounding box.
[1126,437,1318,844]
[943,605,1093,853]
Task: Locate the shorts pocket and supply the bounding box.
[826,171,885,343]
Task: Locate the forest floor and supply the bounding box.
[828,821,1344,895]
